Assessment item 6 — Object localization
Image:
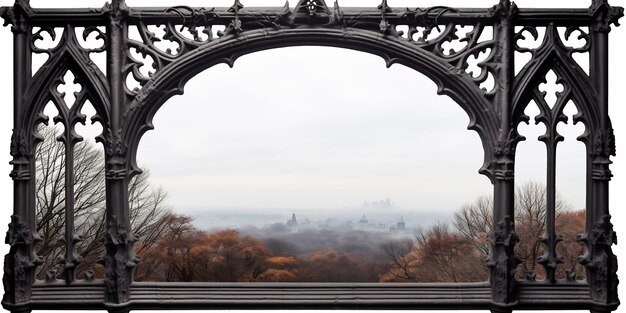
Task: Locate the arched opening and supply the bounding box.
[131,46,493,283]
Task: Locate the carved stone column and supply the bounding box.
[487,1,520,312]
[581,1,622,312]
[1,2,39,313]
[102,1,138,312]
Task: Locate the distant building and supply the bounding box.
[362,198,395,210]
[390,216,406,234]
[357,214,369,231]
[286,213,298,233]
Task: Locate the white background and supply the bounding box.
[0,1,624,313]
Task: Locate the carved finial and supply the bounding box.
[331,1,345,25]
[229,0,244,12]
[490,0,518,20]
[499,0,511,10]
[293,0,330,24]
[377,0,396,35]
[589,0,624,32]
[272,1,293,28]
[378,0,391,13]
[0,0,32,33]
[217,0,244,36]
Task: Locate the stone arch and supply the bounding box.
[20,31,110,141]
[121,27,501,181]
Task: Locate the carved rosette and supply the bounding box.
[486,216,521,305]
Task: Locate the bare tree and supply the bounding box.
[451,181,577,280]
[381,223,488,282]
[381,239,415,281]
[382,181,582,283]
[453,195,492,256]
[34,126,171,280]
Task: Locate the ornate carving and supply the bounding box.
[538,232,565,283]
[5,216,31,247]
[491,128,522,181]
[0,0,31,34]
[590,128,615,181]
[219,0,244,36]
[593,128,616,158]
[487,216,519,249]
[105,129,127,161]
[105,0,129,29]
[104,130,128,181]
[494,128,523,159]
[2,216,38,304]
[293,0,330,24]
[0,0,623,311]
[589,215,617,247]
[589,0,624,33]
[166,6,219,41]
[101,215,140,303]
[486,216,521,304]
[490,0,518,22]
[9,129,28,159]
[579,215,619,304]
[377,0,394,35]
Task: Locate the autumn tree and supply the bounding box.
[382,181,585,282]
[135,214,298,282]
[35,126,171,279]
[297,248,385,282]
[380,223,487,282]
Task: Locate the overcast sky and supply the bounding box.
[128,45,587,213]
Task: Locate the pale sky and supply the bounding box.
[134,46,587,213]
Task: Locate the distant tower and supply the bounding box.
[391,216,406,233]
[286,213,298,233]
[397,216,405,231]
[358,214,369,231]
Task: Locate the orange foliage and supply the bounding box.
[135,214,298,282]
[380,224,486,282]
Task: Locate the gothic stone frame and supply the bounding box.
[0,0,622,312]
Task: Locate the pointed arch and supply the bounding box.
[20,35,110,137]
[512,27,601,136]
